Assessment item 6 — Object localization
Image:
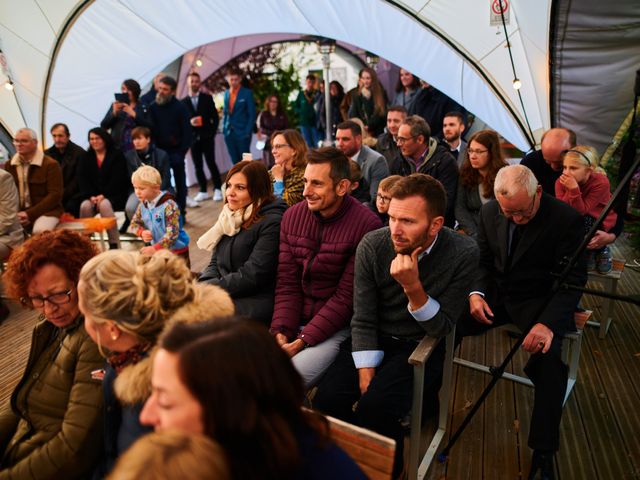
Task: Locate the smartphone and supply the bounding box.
[114,93,129,104]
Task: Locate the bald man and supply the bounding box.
[520,128,576,194]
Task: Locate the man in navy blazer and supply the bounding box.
[222,69,256,164]
[459,164,587,479]
[182,71,222,202]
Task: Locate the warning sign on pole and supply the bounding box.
[490,0,510,26]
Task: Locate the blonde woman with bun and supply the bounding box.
[78,250,234,477]
[107,432,230,480]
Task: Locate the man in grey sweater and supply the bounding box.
[314,173,479,475]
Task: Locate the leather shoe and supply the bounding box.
[528,450,555,480]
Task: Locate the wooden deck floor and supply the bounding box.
[1,187,639,479]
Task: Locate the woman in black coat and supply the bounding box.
[78,127,129,249]
[198,160,286,324]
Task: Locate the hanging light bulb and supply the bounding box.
[195,58,203,67]
[512,78,522,90]
[4,80,14,91]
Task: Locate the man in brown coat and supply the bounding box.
[5,128,63,233]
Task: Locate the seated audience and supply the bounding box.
[314,174,478,476]
[392,115,458,226]
[556,146,616,273]
[124,126,172,221]
[129,166,190,265]
[78,250,234,477]
[140,317,366,480]
[455,130,507,239]
[258,94,289,168]
[198,161,286,325]
[441,111,468,167]
[108,432,230,480]
[0,230,103,478]
[0,169,23,322]
[347,159,370,204]
[78,127,129,249]
[373,174,403,226]
[270,148,381,386]
[269,129,308,207]
[101,79,152,152]
[376,106,407,170]
[521,127,576,195]
[5,128,63,233]
[348,67,387,137]
[457,164,586,479]
[336,120,389,201]
[44,123,86,216]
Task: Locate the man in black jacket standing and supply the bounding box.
[182,72,222,203]
[44,123,85,216]
[148,76,192,218]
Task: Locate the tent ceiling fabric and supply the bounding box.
[0,0,637,153]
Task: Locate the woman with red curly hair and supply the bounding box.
[0,230,104,479]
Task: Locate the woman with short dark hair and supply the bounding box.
[140,317,366,480]
[78,127,129,249]
[198,161,286,324]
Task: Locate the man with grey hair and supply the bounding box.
[458,164,586,479]
[5,128,63,233]
[390,115,458,226]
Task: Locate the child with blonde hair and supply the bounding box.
[556,145,616,273]
[129,165,190,266]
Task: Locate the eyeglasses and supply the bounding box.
[21,289,73,308]
[395,135,417,145]
[272,144,291,151]
[468,148,488,155]
[500,194,536,219]
[376,193,391,204]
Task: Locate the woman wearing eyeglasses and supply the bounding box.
[0,230,104,479]
[269,129,308,207]
[455,130,508,239]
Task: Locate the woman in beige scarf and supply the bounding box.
[197,161,287,325]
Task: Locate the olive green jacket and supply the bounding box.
[0,316,104,479]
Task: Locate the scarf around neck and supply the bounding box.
[197,203,254,251]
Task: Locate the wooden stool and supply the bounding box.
[57,216,117,251]
[586,258,624,338]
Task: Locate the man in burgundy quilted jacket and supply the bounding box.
[270,147,382,387]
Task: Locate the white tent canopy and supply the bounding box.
[0,0,638,153]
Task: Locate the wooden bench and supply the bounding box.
[327,414,396,480]
[586,258,625,338]
[453,310,591,406]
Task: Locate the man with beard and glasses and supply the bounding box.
[313,173,478,476]
[148,76,192,218]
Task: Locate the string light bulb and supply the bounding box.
[4,80,14,91]
[512,78,522,90]
[195,58,203,67]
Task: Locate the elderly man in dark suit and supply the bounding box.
[182,71,222,202]
[459,164,587,480]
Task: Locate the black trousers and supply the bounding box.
[457,304,568,452]
[191,136,221,191]
[313,336,445,476]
